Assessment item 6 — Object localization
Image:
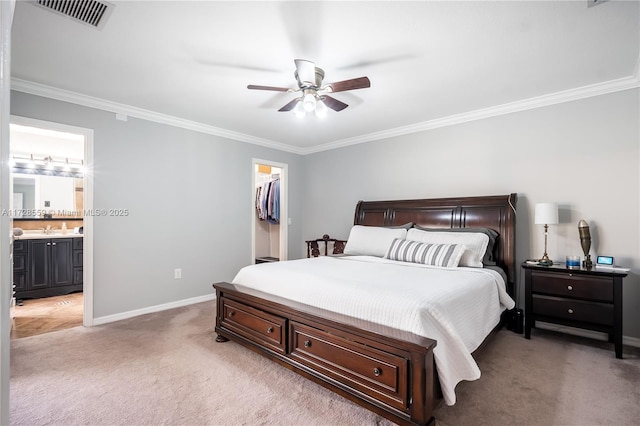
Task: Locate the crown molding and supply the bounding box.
[11,74,639,157]
[303,73,640,154]
[10,78,306,155]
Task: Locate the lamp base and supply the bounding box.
[539,254,553,266]
[583,254,593,269]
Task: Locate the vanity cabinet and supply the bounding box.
[12,240,28,293]
[29,238,73,288]
[14,237,83,301]
[72,237,83,284]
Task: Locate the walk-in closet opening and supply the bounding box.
[252,159,287,265]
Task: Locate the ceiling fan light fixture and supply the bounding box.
[294,100,306,118]
[315,99,327,118]
[248,59,370,116]
[302,92,317,112]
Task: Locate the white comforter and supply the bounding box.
[231,255,515,405]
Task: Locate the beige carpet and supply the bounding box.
[10,301,640,425]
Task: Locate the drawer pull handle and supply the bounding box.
[373,368,382,377]
[228,311,235,317]
[266,327,274,334]
[304,340,311,348]
[567,285,573,291]
[568,308,574,314]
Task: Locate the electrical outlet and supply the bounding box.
[174,268,182,279]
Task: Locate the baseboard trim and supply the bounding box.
[536,322,640,348]
[92,294,216,326]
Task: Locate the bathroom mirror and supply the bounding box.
[12,173,82,218]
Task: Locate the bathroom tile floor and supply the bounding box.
[11,292,83,339]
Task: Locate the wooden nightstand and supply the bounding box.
[522,262,627,358]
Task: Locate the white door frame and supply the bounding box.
[10,115,95,327]
[0,2,15,423]
[251,158,288,263]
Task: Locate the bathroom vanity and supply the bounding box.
[13,232,83,302]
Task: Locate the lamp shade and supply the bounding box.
[535,203,559,225]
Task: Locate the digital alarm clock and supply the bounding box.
[596,255,614,266]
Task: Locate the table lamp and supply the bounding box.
[535,203,559,265]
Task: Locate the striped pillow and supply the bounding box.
[384,238,464,267]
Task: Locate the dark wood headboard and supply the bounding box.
[353,194,518,290]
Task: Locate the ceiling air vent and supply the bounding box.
[34,0,114,30]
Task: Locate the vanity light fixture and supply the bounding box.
[11,153,84,177]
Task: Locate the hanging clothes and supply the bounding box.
[255,178,280,224]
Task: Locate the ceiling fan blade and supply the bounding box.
[294,59,317,86]
[321,95,348,112]
[278,98,300,112]
[326,77,371,93]
[247,84,291,92]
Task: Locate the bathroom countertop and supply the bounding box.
[14,232,83,240]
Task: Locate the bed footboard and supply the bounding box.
[214,282,437,426]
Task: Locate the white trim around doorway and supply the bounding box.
[10,115,94,326]
[251,158,288,264]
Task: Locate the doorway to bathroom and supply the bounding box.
[9,116,94,338]
[252,158,288,264]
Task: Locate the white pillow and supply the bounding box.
[406,228,489,267]
[343,225,408,257]
[384,238,464,267]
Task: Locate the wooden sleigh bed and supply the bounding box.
[213,194,517,425]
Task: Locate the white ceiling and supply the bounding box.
[10,124,84,161]
[10,0,640,154]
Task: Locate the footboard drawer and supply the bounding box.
[219,297,287,354]
[289,321,409,411]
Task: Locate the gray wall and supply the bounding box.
[11,91,304,318]
[301,89,640,339]
[11,88,640,341]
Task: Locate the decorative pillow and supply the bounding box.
[343,225,408,257]
[406,228,489,268]
[384,238,464,267]
[413,226,499,265]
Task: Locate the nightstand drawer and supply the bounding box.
[532,295,613,326]
[531,271,612,302]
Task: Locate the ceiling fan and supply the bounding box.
[247,59,371,118]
